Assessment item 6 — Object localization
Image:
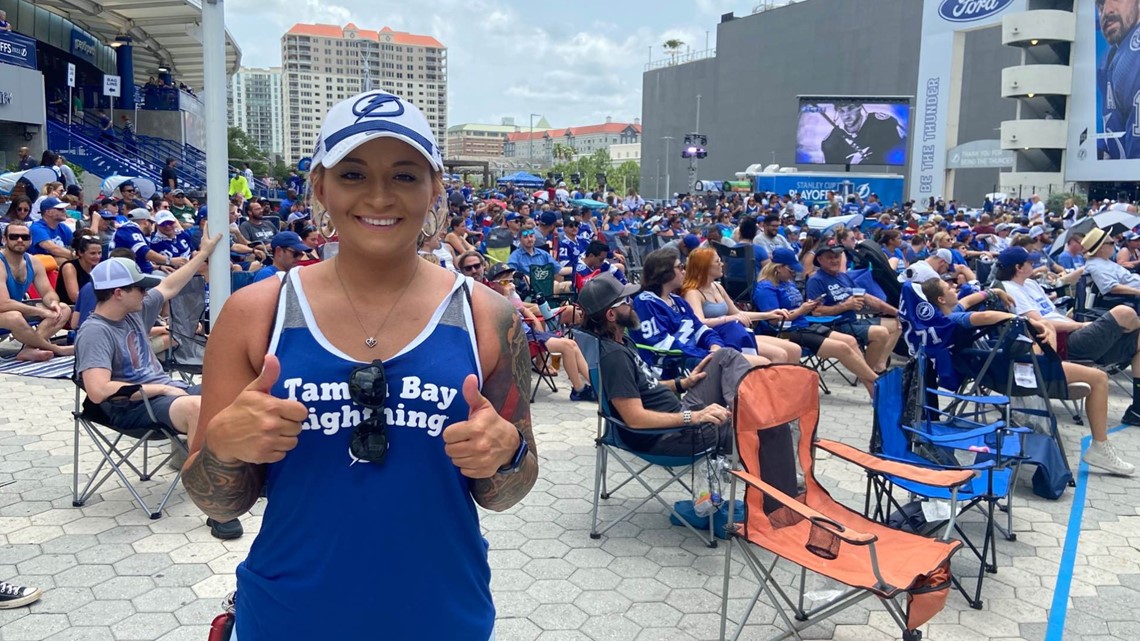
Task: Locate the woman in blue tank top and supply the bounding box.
[679,247,800,364]
[184,91,538,641]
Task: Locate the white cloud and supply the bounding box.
[224,0,719,127]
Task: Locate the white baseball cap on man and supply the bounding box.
[155,211,178,226]
[90,257,162,291]
[311,90,443,172]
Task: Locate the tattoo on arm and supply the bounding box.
[472,304,538,512]
[181,446,264,521]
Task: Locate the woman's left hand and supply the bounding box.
[443,375,520,478]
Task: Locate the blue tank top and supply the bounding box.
[1,252,34,301]
[701,298,729,319]
[235,268,493,640]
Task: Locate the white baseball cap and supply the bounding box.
[128,207,154,221]
[312,90,443,172]
[90,257,162,291]
[155,211,178,226]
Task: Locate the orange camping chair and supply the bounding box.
[718,365,971,641]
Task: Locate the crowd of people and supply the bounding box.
[0,87,1136,634]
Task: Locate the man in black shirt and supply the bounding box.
[160,158,179,192]
[579,274,749,456]
[821,104,905,165]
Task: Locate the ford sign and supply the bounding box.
[938,0,1014,22]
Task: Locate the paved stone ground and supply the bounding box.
[0,362,1136,640]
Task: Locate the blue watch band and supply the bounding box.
[497,427,528,474]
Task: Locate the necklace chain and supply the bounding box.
[335,258,420,349]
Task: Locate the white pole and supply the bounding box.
[203,0,231,327]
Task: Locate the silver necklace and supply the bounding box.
[335,258,420,349]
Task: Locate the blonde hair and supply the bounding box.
[759,261,782,285]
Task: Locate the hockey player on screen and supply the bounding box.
[820,103,905,165]
[1097,0,1140,159]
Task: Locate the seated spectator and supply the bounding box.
[754,249,879,395]
[631,248,770,370]
[488,268,595,402]
[680,247,799,363]
[807,240,901,373]
[149,212,194,273]
[168,190,197,229]
[113,208,171,273]
[574,240,626,290]
[921,277,1134,476]
[1118,231,1140,271]
[0,223,74,361]
[28,197,74,267]
[1056,232,1086,270]
[997,245,1140,426]
[76,236,247,536]
[579,273,743,456]
[253,232,310,283]
[239,199,278,250]
[455,250,488,285]
[55,235,102,308]
[420,230,456,271]
[508,229,570,293]
[1083,228,1140,305]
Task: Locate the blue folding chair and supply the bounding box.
[869,358,1028,610]
[574,329,718,547]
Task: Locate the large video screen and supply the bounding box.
[796,99,909,166]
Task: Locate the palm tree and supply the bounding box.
[552,143,578,163]
[663,39,685,64]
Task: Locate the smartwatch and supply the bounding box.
[497,426,529,474]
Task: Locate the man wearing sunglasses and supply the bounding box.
[456,250,488,285]
[252,232,310,283]
[508,228,572,294]
[579,274,747,456]
[0,223,74,361]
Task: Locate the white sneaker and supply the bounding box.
[1083,440,1136,476]
[0,581,42,609]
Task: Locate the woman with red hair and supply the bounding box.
[681,247,800,364]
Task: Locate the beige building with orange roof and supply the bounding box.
[280,22,447,164]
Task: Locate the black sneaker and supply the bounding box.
[570,385,596,402]
[0,581,42,609]
[1123,405,1140,426]
[206,518,244,540]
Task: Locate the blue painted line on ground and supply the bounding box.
[1044,424,1133,641]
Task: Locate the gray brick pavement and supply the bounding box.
[0,362,1136,640]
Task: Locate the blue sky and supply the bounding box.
[224,0,770,128]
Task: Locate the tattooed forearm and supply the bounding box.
[473,306,538,511]
[181,446,264,521]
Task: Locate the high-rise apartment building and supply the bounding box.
[228,67,284,158]
[280,23,447,164]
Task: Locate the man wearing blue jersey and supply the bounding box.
[113,209,169,274]
[149,212,193,272]
[1097,0,1140,159]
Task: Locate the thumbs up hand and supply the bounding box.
[205,354,309,465]
[442,374,521,479]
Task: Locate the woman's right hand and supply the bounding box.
[205,355,309,465]
[800,299,820,313]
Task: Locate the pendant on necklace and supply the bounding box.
[365,337,377,349]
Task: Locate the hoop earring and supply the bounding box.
[318,209,333,240]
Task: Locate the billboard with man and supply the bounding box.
[796,98,910,166]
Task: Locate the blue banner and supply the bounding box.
[70,28,97,64]
[0,31,37,70]
[753,174,905,209]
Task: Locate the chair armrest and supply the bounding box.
[730,469,877,545]
[816,439,975,489]
[926,387,1009,405]
[634,343,684,356]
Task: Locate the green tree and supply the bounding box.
[228,127,270,178]
[663,39,685,64]
[552,143,577,163]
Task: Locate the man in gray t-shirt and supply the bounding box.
[76,241,245,539]
[76,256,210,434]
[1083,228,1140,306]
